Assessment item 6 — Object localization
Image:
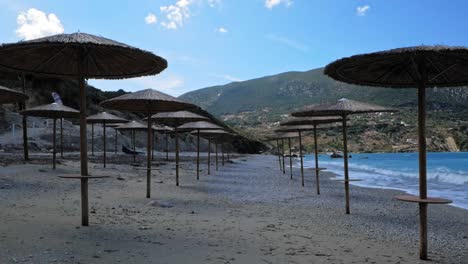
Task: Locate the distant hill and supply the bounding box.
[180,67,468,152]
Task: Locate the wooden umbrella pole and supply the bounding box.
[103,121,106,168]
[221,142,225,166]
[21,74,29,161]
[114,128,117,154]
[196,129,200,180]
[165,133,169,161]
[53,118,57,170]
[281,138,285,174]
[313,124,320,195]
[60,118,64,158]
[175,129,180,186]
[215,142,218,171]
[299,130,304,187]
[78,60,89,226]
[132,130,136,164]
[208,138,211,175]
[417,58,428,260]
[152,131,155,161]
[146,110,152,198]
[288,137,293,180]
[342,115,350,214]
[276,139,282,171]
[91,123,94,156]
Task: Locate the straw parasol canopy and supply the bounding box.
[0,85,28,104]
[116,120,147,131]
[87,112,127,168]
[324,46,462,260]
[292,98,395,214]
[87,112,127,124]
[0,32,168,226]
[21,103,79,169]
[101,89,198,198]
[21,102,79,119]
[278,116,344,193]
[150,111,208,186]
[291,98,395,117]
[150,111,208,127]
[0,32,167,79]
[100,89,195,112]
[152,125,173,133]
[177,121,223,180]
[192,129,231,174]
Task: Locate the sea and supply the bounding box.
[303,152,468,210]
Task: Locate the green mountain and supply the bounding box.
[180,68,468,152]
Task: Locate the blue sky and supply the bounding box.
[1,0,468,96]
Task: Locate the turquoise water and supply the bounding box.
[303,152,468,210]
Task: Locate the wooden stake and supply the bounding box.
[314,124,320,195]
[78,56,89,226]
[299,130,304,187]
[175,129,179,186]
[208,138,211,175]
[91,123,94,156]
[60,118,64,158]
[165,133,169,161]
[53,118,57,170]
[196,129,200,180]
[114,128,118,154]
[21,74,29,161]
[221,143,225,166]
[152,130,156,161]
[288,137,293,180]
[417,58,428,260]
[276,139,282,171]
[215,142,218,171]
[103,121,106,168]
[342,115,350,214]
[146,110,152,198]
[281,138,285,175]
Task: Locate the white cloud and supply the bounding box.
[223,75,242,82]
[356,5,370,16]
[89,73,186,96]
[265,34,309,52]
[207,0,221,8]
[15,8,64,40]
[160,0,193,30]
[145,13,157,24]
[265,0,293,9]
[218,27,228,33]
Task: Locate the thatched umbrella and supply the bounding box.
[151,125,173,161]
[0,85,28,104]
[194,129,230,175]
[267,133,297,177]
[20,103,79,169]
[101,89,196,197]
[293,98,394,214]
[87,112,127,168]
[279,116,343,194]
[0,32,167,226]
[116,120,147,164]
[150,111,208,186]
[270,132,302,181]
[0,73,30,160]
[323,46,461,260]
[106,122,127,154]
[177,121,223,180]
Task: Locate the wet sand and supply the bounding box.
[0,153,467,263]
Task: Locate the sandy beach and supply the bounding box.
[0,153,467,264]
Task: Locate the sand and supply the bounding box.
[0,153,467,264]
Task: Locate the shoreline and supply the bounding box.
[0,153,467,263]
